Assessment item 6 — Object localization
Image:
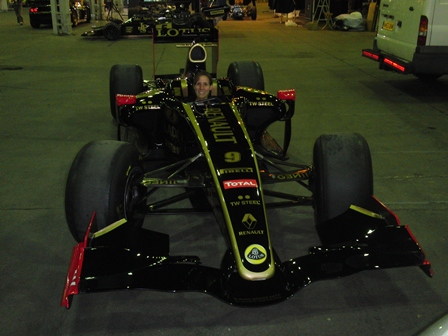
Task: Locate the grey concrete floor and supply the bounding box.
[1,4,448,335]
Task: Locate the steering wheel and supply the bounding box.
[194,97,223,106]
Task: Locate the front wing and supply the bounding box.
[61,197,432,308]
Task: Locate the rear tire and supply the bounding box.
[227,61,264,90]
[65,140,140,242]
[312,133,373,225]
[191,13,212,28]
[30,18,41,28]
[250,7,257,20]
[109,64,143,119]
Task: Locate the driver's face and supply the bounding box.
[194,75,212,100]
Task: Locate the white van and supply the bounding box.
[362,0,448,79]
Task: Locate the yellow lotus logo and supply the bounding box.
[245,244,267,265]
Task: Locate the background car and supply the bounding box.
[362,0,448,79]
[224,0,256,20]
[28,0,91,28]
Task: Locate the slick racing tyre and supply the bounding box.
[86,9,91,23]
[312,133,373,226]
[103,21,120,41]
[191,13,213,28]
[65,140,140,242]
[109,64,143,119]
[250,7,257,20]
[227,61,265,91]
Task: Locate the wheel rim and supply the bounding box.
[105,25,119,40]
[124,166,147,226]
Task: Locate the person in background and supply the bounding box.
[193,71,213,101]
[12,0,23,25]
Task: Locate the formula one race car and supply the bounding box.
[81,1,229,40]
[81,14,158,40]
[61,25,432,308]
[221,0,256,20]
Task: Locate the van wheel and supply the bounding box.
[415,73,443,81]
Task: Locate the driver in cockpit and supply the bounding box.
[192,71,213,101]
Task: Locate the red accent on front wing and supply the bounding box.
[60,243,84,308]
[372,195,401,225]
[372,196,434,277]
[422,259,434,277]
[60,213,96,308]
[404,224,434,277]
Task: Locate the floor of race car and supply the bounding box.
[1,4,448,336]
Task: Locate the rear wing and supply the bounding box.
[150,2,228,79]
[151,1,227,44]
[151,24,219,80]
[152,25,219,44]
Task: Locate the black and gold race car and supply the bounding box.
[61,25,432,308]
[81,1,228,40]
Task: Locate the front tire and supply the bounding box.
[227,61,264,90]
[103,21,120,40]
[312,133,373,226]
[65,140,140,242]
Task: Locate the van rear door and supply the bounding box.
[376,0,424,61]
[430,0,448,45]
